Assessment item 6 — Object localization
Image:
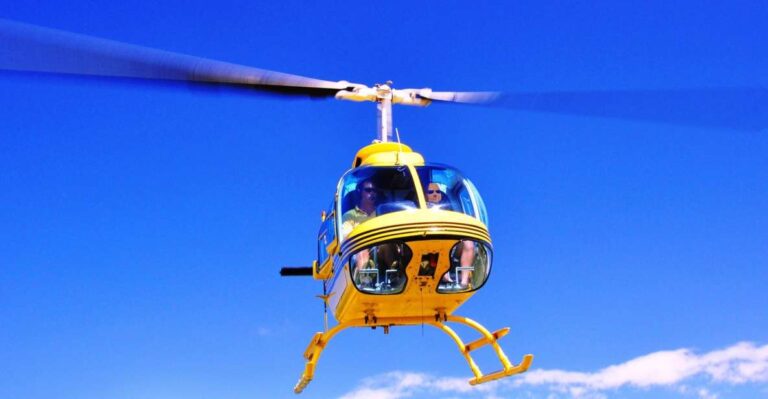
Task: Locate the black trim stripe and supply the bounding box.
[341,221,491,255]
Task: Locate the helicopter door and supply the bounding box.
[316,203,337,279]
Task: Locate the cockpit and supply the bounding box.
[325,164,492,295]
[337,164,489,239]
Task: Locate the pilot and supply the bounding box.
[342,179,379,285]
[341,179,377,238]
[425,181,473,288]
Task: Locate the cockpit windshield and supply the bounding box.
[338,166,418,240]
[336,164,488,241]
[416,165,489,226]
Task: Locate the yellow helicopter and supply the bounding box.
[283,145,534,392]
[278,83,532,393]
[3,18,764,395]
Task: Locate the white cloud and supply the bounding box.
[697,388,718,399]
[338,371,494,399]
[338,387,401,399]
[337,341,768,399]
[515,341,768,393]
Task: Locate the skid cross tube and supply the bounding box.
[293,315,533,393]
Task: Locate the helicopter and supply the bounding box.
[2,17,766,395]
[278,108,535,392]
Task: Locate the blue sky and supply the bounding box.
[1,2,766,399]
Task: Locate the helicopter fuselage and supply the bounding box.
[313,142,494,324]
[328,210,491,323]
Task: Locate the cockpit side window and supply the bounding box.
[337,166,418,240]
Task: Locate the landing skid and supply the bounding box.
[293,314,533,393]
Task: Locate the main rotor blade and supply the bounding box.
[423,88,767,131]
[418,90,500,104]
[3,19,764,130]
[0,19,357,97]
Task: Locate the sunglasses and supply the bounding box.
[362,187,376,193]
[427,190,441,194]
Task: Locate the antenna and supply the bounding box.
[395,127,404,164]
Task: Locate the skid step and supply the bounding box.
[469,354,534,385]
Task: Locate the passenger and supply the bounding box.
[342,179,378,285]
[425,181,473,288]
[425,182,450,209]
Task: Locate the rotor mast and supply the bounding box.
[335,82,434,143]
[376,82,394,142]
